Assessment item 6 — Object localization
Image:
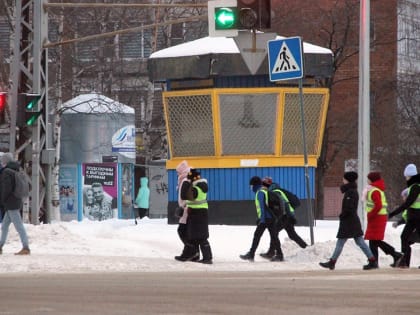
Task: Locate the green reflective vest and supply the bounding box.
[366,188,388,215]
[186,185,208,209]
[273,188,295,214]
[255,189,268,219]
[408,184,420,210]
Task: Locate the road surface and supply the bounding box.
[1,269,418,314]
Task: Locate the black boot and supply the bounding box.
[270,254,284,262]
[260,249,275,260]
[319,259,336,270]
[174,244,198,262]
[240,251,254,262]
[363,258,378,270]
[390,252,403,268]
[198,243,213,264]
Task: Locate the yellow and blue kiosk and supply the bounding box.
[148,34,332,225]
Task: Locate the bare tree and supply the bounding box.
[271,0,419,216]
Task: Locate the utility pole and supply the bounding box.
[358,0,370,228]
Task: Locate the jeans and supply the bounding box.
[0,209,29,249]
[331,236,373,260]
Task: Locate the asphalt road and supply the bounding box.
[0,269,419,315]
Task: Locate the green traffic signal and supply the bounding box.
[214,7,238,30]
[25,94,41,111]
[26,111,42,126]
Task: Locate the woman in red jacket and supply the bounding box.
[364,172,402,267]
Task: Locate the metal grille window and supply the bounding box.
[163,87,329,167]
[166,94,214,157]
[282,93,325,155]
[219,93,278,155]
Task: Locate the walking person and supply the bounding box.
[174,160,199,262]
[240,176,284,262]
[388,164,420,268]
[363,172,402,267]
[390,187,420,267]
[134,177,150,224]
[260,177,307,260]
[319,172,377,270]
[180,168,212,264]
[0,152,30,255]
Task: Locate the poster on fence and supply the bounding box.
[59,165,78,221]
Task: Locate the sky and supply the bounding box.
[0,218,418,274]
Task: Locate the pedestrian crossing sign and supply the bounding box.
[267,37,304,82]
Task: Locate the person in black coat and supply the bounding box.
[388,163,420,268]
[319,172,377,270]
[179,169,213,264]
[0,152,30,255]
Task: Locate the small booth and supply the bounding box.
[148,32,333,226]
[58,93,136,221]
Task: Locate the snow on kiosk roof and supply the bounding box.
[148,34,333,81]
[149,35,332,59]
[62,93,134,114]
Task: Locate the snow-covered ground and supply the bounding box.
[0,218,418,273]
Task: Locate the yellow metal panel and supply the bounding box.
[166,156,319,169]
[163,87,329,168]
[212,90,222,156]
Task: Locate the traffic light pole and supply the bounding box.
[10,0,52,224]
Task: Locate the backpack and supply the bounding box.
[5,168,30,199]
[265,190,286,219]
[281,188,301,209]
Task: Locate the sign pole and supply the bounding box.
[298,78,315,245]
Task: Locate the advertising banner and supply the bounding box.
[82,163,118,221]
[59,165,78,221]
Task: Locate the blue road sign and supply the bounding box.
[267,37,303,82]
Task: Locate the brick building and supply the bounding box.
[271,0,419,217]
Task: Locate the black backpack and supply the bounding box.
[281,188,301,209]
[265,190,286,219]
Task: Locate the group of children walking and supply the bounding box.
[320,163,419,270]
[173,160,419,270]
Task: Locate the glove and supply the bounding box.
[392,221,398,228]
[256,219,260,225]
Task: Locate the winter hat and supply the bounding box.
[343,171,358,183]
[403,164,417,177]
[262,176,273,187]
[176,160,190,176]
[367,172,381,183]
[249,176,262,186]
[187,169,201,181]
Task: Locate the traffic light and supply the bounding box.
[237,0,271,30]
[0,93,6,124]
[17,93,42,126]
[214,7,238,30]
[209,0,271,37]
[208,0,238,37]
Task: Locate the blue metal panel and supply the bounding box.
[168,167,315,202]
[214,75,277,88]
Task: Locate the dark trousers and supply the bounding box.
[177,223,199,258]
[250,219,283,257]
[400,215,420,266]
[134,208,148,219]
[368,240,398,261]
[267,217,307,253]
